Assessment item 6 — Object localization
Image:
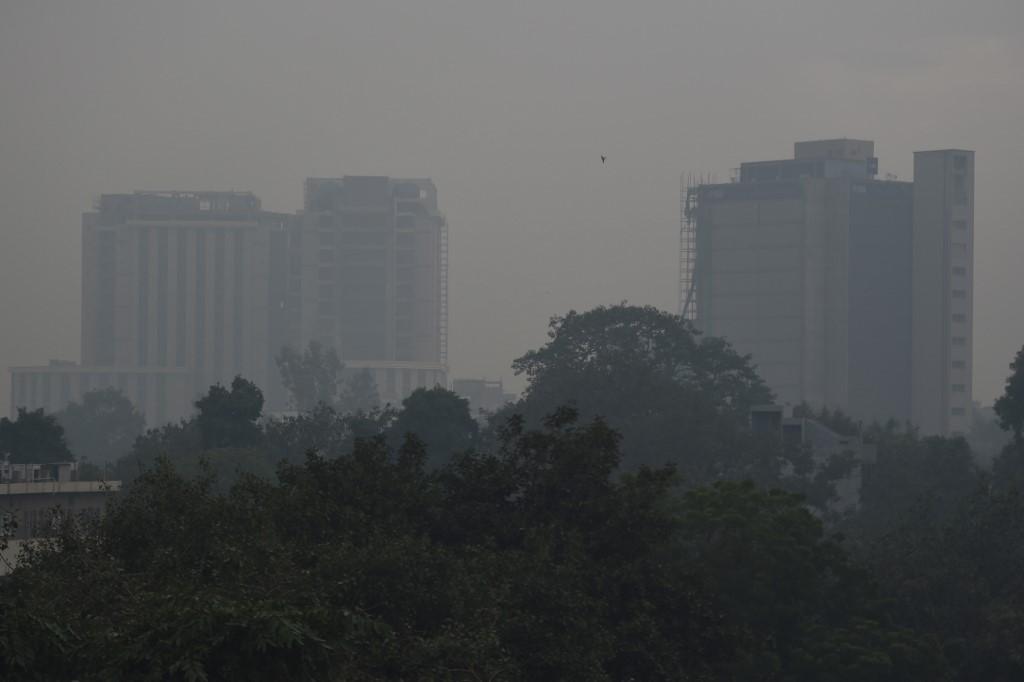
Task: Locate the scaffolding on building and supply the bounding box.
[678,174,702,321]
[438,217,449,366]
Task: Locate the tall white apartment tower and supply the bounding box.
[912,150,974,435]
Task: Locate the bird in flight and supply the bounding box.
[601,155,607,164]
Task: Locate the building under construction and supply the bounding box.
[680,139,974,435]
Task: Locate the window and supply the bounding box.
[953,220,967,231]
[954,155,967,171]
[951,243,967,255]
[952,337,966,347]
[952,360,966,369]
[952,289,967,299]
[952,384,966,393]
[952,313,966,323]
[952,266,967,276]
[951,407,966,416]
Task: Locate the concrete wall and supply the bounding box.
[847,181,914,424]
[0,481,120,575]
[698,182,810,407]
[912,150,974,435]
[9,365,192,424]
[296,177,446,368]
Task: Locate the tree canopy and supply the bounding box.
[0,409,946,681]
[194,376,265,449]
[0,407,73,463]
[276,342,380,414]
[275,341,344,413]
[55,388,145,465]
[994,344,1024,443]
[386,387,478,468]
[502,304,782,483]
[6,305,1024,680]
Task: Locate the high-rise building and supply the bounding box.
[911,151,975,435]
[294,177,448,404]
[686,140,973,434]
[9,177,451,422]
[11,191,291,424]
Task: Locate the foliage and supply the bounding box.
[339,368,381,414]
[502,304,774,480]
[852,426,981,538]
[0,406,957,680]
[263,403,392,466]
[276,342,380,414]
[55,387,146,466]
[275,341,345,413]
[194,376,265,449]
[9,311,1024,680]
[387,387,479,468]
[865,487,1024,681]
[966,404,1010,468]
[0,407,73,463]
[994,344,1024,444]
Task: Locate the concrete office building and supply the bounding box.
[686,139,973,434]
[10,178,451,420]
[11,191,292,423]
[295,177,449,404]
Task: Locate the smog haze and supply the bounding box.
[2,0,1023,416]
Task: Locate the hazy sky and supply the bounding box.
[2,0,1022,418]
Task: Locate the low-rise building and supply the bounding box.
[0,461,120,574]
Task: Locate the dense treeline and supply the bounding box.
[2,304,1023,680]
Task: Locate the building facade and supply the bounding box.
[293,177,449,405]
[0,461,121,575]
[11,191,290,424]
[10,179,450,421]
[691,140,973,434]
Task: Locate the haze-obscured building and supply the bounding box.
[749,404,874,513]
[295,177,449,404]
[9,179,451,421]
[684,140,973,434]
[452,378,516,415]
[10,191,291,423]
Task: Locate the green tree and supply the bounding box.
[853,428,980,538]
[338,368,380,414]
[992,345,1024,487]
[55,388,146,466]
[867,487,1024,681]
[387,387,478,468]
[994,345,1024,444]
[503,304,773,479]
[0,407,73,463]
[194,376,264,449]
[275,341,344,412]
[263,402,393,466]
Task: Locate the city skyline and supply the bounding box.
[2,1,1023,420]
